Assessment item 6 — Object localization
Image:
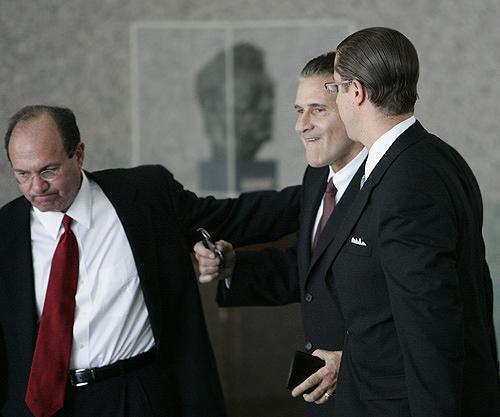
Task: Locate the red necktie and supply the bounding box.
[313,179,337,248]
[26,215,79,417]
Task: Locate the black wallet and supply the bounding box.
[286,350,325,393]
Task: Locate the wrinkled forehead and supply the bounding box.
[296,75,334,100]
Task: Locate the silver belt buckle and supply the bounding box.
[72,368,94,387]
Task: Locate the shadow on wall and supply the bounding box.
[196,42,277,192]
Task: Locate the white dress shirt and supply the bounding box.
[31,172,155,369]
[364,116,416,180]
[311,147,368,244]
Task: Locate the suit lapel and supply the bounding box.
[297,167,329,289]
[308,159,366,275]
[2,199,38,352]
[322,121,428,272]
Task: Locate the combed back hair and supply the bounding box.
[335,27,419,116]
[4,105,80,161]
[300,51,336,79]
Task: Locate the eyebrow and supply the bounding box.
[295,103,327,110]
[13,162,61,173]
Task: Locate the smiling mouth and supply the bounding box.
[304,137,320,143]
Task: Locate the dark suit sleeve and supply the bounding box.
[159,166,301,247]
[145,166,300,416]
[0,323,5,411]
[377,163,463,416]
[216,247,301,307]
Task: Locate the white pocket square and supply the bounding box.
[351,236,367,246]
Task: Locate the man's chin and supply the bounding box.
[30,196,62,212]
[32,204,59,212]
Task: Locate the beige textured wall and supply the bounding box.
[1,1,499,415]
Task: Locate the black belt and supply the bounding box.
[68,349,156,387]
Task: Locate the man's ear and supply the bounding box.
[75,142,85,168]
[351,79,368,106]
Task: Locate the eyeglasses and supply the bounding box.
[324,79,353,93]
[14,168,62,184]
[13,149,78,185]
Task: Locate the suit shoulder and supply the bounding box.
[91,164,172,180]
[0,196,28,230]
[89,164,175,188]
[0,196,28,216]
[382,133,480,206]
[403,132,467,165]
[388,132,467,175]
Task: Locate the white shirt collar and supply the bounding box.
[32,171,92,239]
[329,147,368,201]
[365,115,416,179]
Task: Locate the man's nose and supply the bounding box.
[296,113,313,134]
[30,175,50,193]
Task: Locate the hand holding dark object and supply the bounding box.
[194,230,236,283]
[197,228,225,269]
[289,349,342,404]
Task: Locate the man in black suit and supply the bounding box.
[322,27,500,416]
[194,52,367,417]
[0,105,300,417]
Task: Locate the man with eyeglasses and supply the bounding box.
[0,105,301,417]
[194,52,367,417]
[316,27,498,417]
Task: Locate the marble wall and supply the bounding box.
[1,0,499,415]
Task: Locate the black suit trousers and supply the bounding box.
[56,363,178,417]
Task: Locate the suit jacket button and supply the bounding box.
[305,293,313,302]
[305,342,312,351]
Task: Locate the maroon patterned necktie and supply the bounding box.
[313,179,337,248]
[26,215,79,417]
